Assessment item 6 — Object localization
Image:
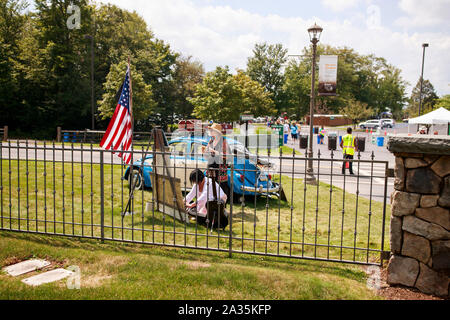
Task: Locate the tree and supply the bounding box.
[407,79,438,116]
[234,70,275,117]
[340,99,375,128]
[190,66,241,123]
[246,42,287,112]
[434,95,450,111]
[32,0,94,134]
[0,0,29,129]
[190,66,275,123]
[171,55,205,119]
[98,61,156,122]
[94,4,178,131]
[282,59,311,118]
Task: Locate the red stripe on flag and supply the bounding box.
[100,106,127,150]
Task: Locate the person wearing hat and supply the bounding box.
[417,126,427,135]
[203,123,231,201]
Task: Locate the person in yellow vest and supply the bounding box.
[340,127,357,175]
[319,126,326,145]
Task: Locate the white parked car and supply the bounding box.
[359,120,382,129]
[380,119,395,129]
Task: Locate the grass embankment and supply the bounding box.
[0,231,382,300]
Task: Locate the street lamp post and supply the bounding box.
[85,34,95,130]
[306,23,323,185]
[418,43,429,117]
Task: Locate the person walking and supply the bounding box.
[340,127,357,175]
[290,122,299,143]
[283,120,290,145]
[319,126,326,145]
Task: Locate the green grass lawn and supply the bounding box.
[0,158,389,266]
[0,231,383,300]
[247,145,302,156]
[0,156,390,300]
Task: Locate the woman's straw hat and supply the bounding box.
[208,123,223,135]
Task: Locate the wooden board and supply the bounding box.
[150,173,188,223]
[151,128,188,223]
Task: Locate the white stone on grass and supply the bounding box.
[2,259,51,277]
[22,269,74,287]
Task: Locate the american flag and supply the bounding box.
[100,67,133,164]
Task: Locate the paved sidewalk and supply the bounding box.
[287,128,396,167]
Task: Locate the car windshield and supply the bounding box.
[169,142,187,156]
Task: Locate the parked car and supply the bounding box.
[380,119,395,129]
[123,137,282,199]
[359,119,382,129]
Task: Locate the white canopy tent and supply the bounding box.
[408,108,450,135]
[409,107,450,125]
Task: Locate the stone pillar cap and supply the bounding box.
[388,135,450,156]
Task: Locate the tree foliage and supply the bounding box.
[434,95,450,111]
[0,1,192,136]
[190,66,274,123]
[340,99,375,127]
[0,1,417,137]
[247,43,287,111]
[170,55,205,119]
[98,61,156,122]
[282,45,408,120]
[407,78,439,117]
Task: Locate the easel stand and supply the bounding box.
[122,128,188,224]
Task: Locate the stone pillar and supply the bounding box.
[387,135,450,298]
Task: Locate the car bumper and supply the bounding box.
[240,184,281,194]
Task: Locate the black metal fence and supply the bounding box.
[0,140,390,266]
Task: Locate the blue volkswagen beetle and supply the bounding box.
[124,136,282,199]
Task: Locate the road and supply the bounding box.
[1,133,394,203]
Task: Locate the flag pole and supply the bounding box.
[128,56,134,142]
[128,57,134,213]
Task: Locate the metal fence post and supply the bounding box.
[100,149,105,243]
[3,126,8,142]
[229,164,234,259]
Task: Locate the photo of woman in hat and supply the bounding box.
[202,123,231,201]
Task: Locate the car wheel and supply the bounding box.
[129,168,144,190]
[360,125,365,129]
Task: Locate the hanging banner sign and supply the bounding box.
[318,55,338,96]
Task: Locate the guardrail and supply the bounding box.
[56,127,154,144]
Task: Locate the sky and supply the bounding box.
[101,0,450,96]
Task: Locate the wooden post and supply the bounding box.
[57,127,62,143]
[3,126,8,142]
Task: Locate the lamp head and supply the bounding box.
[308,23,323,43]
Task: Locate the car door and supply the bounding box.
[186,142,209,189]
[168,141,190,189]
